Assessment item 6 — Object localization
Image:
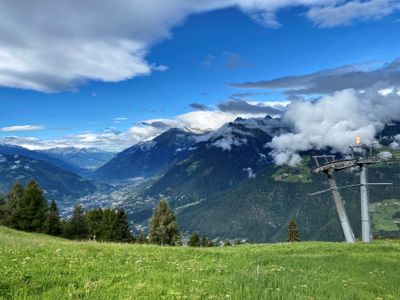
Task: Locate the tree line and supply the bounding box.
[0,180,133,243]
[0,180,301,245]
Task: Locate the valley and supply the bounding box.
[1,117,399,242]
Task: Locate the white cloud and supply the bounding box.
[151,64,169,72]
[1,0,397,92]
[390,134,400,149]
[307,0,400,27]
[0,125,45,132]
[269,88,400,165]
[0,101,284,150]
[113,117,129,124]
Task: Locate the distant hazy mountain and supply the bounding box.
[0,144,81,174]
[39,147,115,170]
[94,128,198,181]
[0,153,108,205]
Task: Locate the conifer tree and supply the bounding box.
[86,208,104,240]
[188,233,201,247]
[17,180,48,232]
[112,209,133,243]
[149,199,180,246]
[65,203,88,240]
[0,194,6,224]
[287,218,301,242]
[45,200,62,236]
[100,208,117,241]
[3,182,24,228]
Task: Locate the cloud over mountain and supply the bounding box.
[0,105,281,150]
[269,88,400,165]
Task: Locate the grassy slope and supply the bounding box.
[372,199,400,232]
[1,227,400,299]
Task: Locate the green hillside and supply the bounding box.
[175,161,400,242]
[1,227,400,299]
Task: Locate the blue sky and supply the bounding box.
[0,1,399,150]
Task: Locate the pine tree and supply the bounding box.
[287,218,301,242]
[86,208,104,240]
[112,209,133,243]
[188,233,201,247]
[45,200,62,236]
[17,180,48,232]
[100,209,117,241]
[3,182,24,228]
[0,194,6,224]
[65,203,88,240]
[149,199,180,246]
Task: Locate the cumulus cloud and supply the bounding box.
[390,134,400,149]
[231,59,400,95]
[268,88,400,165]
[1,0,398,92]
[0,125,45,132]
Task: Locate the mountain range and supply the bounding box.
[39,147,115,171]
[0,117,399,242]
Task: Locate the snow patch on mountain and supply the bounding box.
[196,115,286,151]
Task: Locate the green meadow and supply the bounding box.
[0,226,399,300]
[371,199,400,232]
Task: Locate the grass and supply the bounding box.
[1,227,400,299]
[371,199,400,232]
